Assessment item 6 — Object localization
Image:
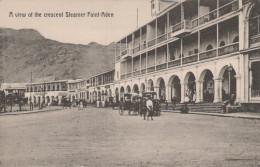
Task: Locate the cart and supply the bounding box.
[119,93,139,115]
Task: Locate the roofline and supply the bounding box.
[115,0,184,43]
[87,69,115,79]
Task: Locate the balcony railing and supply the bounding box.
[126,73,132,78]
[121,49,127,56]
[192,19,198,28]
[250,35,260,45]
[147,66,155,73]
[133,46,140,54]
[252,90,260,98]
[199,49,217,61]
[219,0,239,17]
[168,59,181,68]
[199,10,217,25]
[156,63,167,71]
[133,70,141,76]
[157,34,167,44]
[141,69,146,74]
[218,43,239,56]
[171,20,192,35]
[121,49,133,60]
[121,75,125,79]
[148,38,156,47]
[182,54,198,65]
[140,43,146,51]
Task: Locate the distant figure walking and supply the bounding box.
[146,97,154,121]
[78,101,83,110]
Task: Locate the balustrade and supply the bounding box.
[141,69,146,74]
[168,59,181,68]
[218,43,239,56]
[219,0,238,17]
[148,39,156,47]
[199,49,217,60]
[147,66,155,73]
[250,35,260,45]
[157,34,167,44]
[182,54,198,65]
[156,63,167,71]
[199,10,217,25]
[133,70,141,76]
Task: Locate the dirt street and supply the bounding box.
[0,107,260,167]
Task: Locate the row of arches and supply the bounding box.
[89,89,112,102]
[116,65,237,103]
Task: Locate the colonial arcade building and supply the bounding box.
[113,0,260,109]
[25,77,87,106]
[87,69,115,103]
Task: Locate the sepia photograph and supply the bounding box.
[0,0,260,166]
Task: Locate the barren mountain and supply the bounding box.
[0,28,115,83]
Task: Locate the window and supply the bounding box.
[220,41,225,47]
[233,36,239,43]
[206,44,213,51]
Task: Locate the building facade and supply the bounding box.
[25,78,87,106]
[111,0,260,109]
[87,69,115,103]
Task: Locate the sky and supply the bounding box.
[0,0,152,45]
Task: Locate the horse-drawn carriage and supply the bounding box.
[119,93,140,115]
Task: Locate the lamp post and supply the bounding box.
[228,64,233,106]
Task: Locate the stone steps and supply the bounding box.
[161,103,224,113]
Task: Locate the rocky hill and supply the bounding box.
[0,28,115,83]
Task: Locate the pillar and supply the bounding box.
[165,85,170,101]
[196,81,203,103]
[235,75,241,103]
[213,78,222,103]
[181,82,186,103]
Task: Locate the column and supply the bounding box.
[181,82,186,103]
[196,81,203,103]
[213,78,222,103]
[165,85,170,101]
[235,75,241,103]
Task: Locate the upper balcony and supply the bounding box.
[121,49,133,60]
[171,20,192,38]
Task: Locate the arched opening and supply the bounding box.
[206,44,213,51]
[156,78,166,99]
[200,70,214,103]
[133,84,139,94]
[140,83,145,93]
[126,85,131,93]
[168,76,181,103]
[233,36,239,43]
[115,88,119,101]
[46,96,50,103]
[220,66,236,102]
[220,41,225,47]
[148,79,154,91]
[38,96,41,105]
[98,91,101,101]
[184,72,196,102]
[120,87,125,100]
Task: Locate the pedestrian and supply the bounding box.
[172,96,176,110]
[78,101,83,110]
[146,97,154,121]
